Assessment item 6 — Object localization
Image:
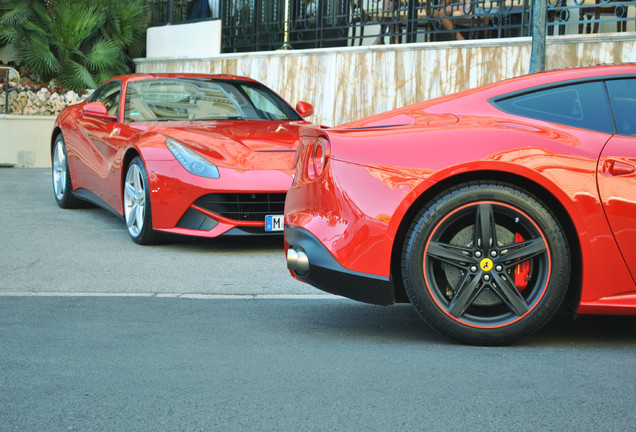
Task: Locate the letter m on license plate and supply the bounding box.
[265,215,284,232]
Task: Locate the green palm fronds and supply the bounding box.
[20,32,61,75]
[0,0,36,45]
[85,39,120,70]
[59,59,97,90]
[0,0,32,26]
[103,0,148,57]
[0,0,148,91]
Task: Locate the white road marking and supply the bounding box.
[0,291,342,300]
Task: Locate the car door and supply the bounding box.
[597,78,636,283]
[75,81,124,204]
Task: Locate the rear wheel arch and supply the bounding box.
[390,171,581,310]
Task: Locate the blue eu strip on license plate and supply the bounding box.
[265,215,284,232]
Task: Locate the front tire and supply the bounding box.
[123,157,164,245]
[401,182,570,345]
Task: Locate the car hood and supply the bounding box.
[136,120,306,170]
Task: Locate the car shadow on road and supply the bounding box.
[526,312,636,347]
[69,205,287,252]
[165,233,285,252]
[284,301,449,345]
[287,301,636,347]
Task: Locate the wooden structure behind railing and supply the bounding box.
[136,32,636,127]
[148,1,636,53]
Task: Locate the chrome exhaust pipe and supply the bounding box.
[287,248,309,274]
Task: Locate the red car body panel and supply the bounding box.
[53,73,313,237]
[285,64,636,316]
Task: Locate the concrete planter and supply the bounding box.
[0,115,55,168]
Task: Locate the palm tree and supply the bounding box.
[0,0,148,91]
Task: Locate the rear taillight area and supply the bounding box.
[308,137,330,179]
[293,132,331,185]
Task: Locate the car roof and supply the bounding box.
[467,63,636,97]
[104,73,258,85]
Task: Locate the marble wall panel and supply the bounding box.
[135,34,636,127]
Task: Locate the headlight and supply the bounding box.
[165,138,219,179]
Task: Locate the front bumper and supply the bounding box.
[146,160,293,237]
[285,225,395,306]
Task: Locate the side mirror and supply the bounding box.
[295,101,314,118]
[82,101,117,121]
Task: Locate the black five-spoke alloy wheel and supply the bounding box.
[402,182,570,345]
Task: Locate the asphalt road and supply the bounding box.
[0,168,320,297]
[1,168,636,431]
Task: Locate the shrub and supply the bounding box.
[0,0,148,91]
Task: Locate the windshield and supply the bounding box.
[123,78,301,122]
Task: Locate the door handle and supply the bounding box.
[604,160,636,176]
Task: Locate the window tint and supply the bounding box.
[606,79,636,136]
[89,81,121,117]
[496,81,613,133]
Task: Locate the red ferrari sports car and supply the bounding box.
[52,73,314,244]
[285,64,636,345]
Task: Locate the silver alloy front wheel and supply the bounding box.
[52,138,67,200]
[123,157,163,245]
[124,162,146,238]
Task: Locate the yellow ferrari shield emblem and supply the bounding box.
[480,258,493,272]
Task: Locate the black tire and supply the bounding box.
[52,133,84,209]
[401,181,570,345]
[123,157,164,245]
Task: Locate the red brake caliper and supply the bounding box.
[514,233,530,290]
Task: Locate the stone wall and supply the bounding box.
[0,88,89,116]
[135,33,636,127]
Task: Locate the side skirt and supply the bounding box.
[72,188,123,220]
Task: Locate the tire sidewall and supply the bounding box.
[402,182,570,345]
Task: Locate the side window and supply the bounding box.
[89,81,121,117]
[241,85,287,120]
[495,81,613,134]
[606,79,636,136]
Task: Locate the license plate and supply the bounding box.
[265,215,284,232]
